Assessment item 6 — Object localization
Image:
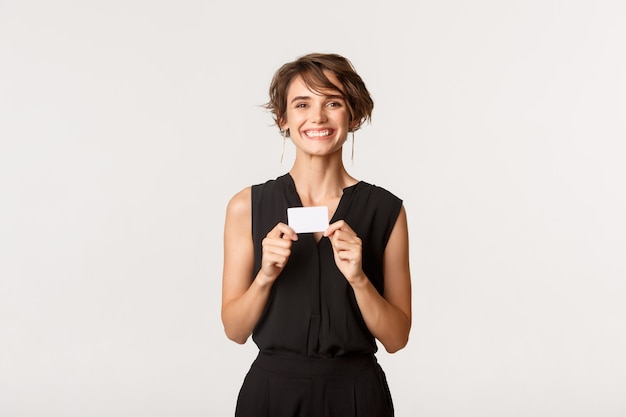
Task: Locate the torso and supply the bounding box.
[294,177,358,243]
[296,196,340,242]
[250,173,402,357]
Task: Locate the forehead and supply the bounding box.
[286,71,344,99]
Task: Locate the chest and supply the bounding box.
[298,195,341,243]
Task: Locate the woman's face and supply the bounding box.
[280,71,353,159]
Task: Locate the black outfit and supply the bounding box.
[235,173,403,417]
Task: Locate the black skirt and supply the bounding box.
[235,352,395,417]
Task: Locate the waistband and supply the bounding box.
[253,351,378,377]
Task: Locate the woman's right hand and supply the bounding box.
[258,222,298,284]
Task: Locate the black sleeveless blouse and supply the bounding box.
[251,174,402,358]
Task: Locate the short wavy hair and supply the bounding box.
[264,53,374,134]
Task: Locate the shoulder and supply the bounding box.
[226,187,251,219]
[251,174,289,192]
[373,184,402,202]
[357,181,403,206]
[248,174,291,206]
[355,182,405,239]
[226,173,289,218]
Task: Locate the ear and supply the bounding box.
[349,119,360,131]
[279,118,288,132]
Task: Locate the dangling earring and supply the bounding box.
[280,129,287,164]
[350,131,355,165]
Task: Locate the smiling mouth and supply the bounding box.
[304,129,332,138]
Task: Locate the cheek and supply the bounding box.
[286,111,307,126]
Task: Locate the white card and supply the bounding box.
[287,206,329,234]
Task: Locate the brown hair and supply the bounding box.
[264,53,374,133]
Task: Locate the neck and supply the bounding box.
[289,153,357,202]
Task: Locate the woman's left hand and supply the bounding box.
[324,220,365,286]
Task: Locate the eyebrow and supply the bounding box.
[290,94,345,104]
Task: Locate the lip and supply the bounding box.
[303,129,334,139]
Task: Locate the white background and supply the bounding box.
[1,1,625,416]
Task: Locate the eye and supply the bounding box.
[294,102,308,108]
[327,101,342,108]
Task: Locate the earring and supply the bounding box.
[350,131,355,165]
[280,129,287,164]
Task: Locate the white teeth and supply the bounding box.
[306,130,330,137]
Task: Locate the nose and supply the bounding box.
[310,104,327,123]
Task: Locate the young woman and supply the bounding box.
[221,53,412,417]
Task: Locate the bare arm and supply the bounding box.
[221,187,297,344]
[325,205,412,353]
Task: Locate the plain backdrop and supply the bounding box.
[1,1,625,416]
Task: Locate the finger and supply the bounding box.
[262,240,293,258]
[263,244,291,256]
[333,245,362,263]
[262,246,292,267]
[263,234,294,247]
[335,251,359,263]
[263,253,289,268]
[329,230,361,247]
[330,240,359,254]
[267,222,298,241]
[333,246,362,267]
[324,220,354,237]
